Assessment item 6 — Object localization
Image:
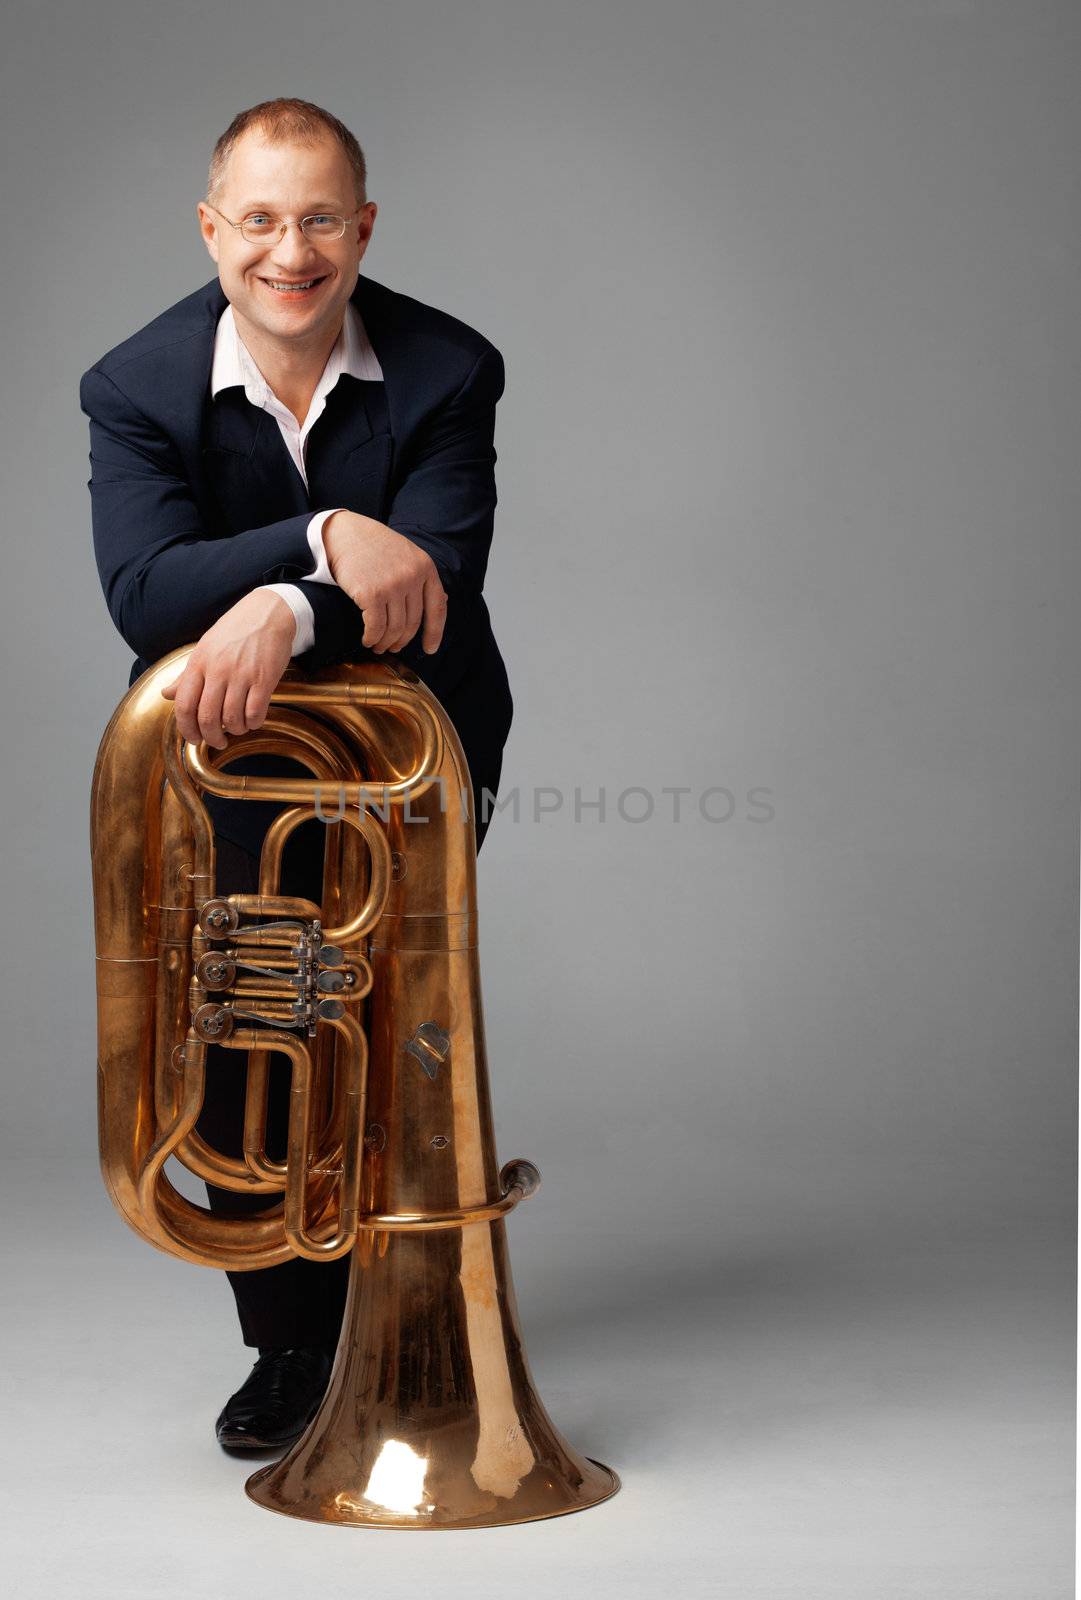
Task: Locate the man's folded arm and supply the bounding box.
[80,365,362,667]
[289,344,507,681]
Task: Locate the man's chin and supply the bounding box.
[234,292,342,344]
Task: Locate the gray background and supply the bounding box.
[1,0,1077,1595]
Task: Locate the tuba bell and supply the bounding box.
[90,645,619,1528]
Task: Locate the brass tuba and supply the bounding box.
[91,646,619,1528]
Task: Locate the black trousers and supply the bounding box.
[194,774,498,1351]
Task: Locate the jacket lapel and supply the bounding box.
[202,388,310,528]
[351,274,427,453]
[304,376,392,519]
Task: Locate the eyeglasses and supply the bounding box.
[206,203,360,244]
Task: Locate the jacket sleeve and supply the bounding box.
[385,345,504,597]
[382,344,505,683]
[80,364,331,665]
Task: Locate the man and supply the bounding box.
[80,99,513,1452]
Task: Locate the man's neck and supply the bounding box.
[232,309,344,427]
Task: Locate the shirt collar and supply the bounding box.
[210,299,383,402]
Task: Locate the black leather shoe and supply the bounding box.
[215,1346,335,1450]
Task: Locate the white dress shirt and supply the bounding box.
[209,301,384,655]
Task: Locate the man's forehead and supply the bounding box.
[221,131,353,198]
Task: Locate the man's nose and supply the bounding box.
[269,223,319,267]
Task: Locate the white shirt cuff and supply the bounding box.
[251,512,342,658]
[260,583,315,657]
[306,509,342,584]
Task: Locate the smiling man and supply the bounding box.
[80,99,513,1453]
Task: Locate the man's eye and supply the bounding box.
[245,214,275,229]
[309,215,334,226]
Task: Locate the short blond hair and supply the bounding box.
[207,97,367,205]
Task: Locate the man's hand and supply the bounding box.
[160,590,296,749]
[323,511,447,654]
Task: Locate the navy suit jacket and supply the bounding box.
[80,273,514,846]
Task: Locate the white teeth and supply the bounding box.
[266,278,319,291]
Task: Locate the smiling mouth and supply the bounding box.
[260,276,329,295]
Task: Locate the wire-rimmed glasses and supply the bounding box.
[205,203,361,243]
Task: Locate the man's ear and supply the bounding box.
[356,201,377,262]
[196,202,220,264]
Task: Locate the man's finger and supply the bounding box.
[221,675,251,736]
[421,576,448,654]
[361,600,388,651]
[245,683,272,730]
[376,595,406,654]
[391,589,423,652]
[172,666,205,744]
[197,676,229,750]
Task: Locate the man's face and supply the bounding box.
[197,129,376,351]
